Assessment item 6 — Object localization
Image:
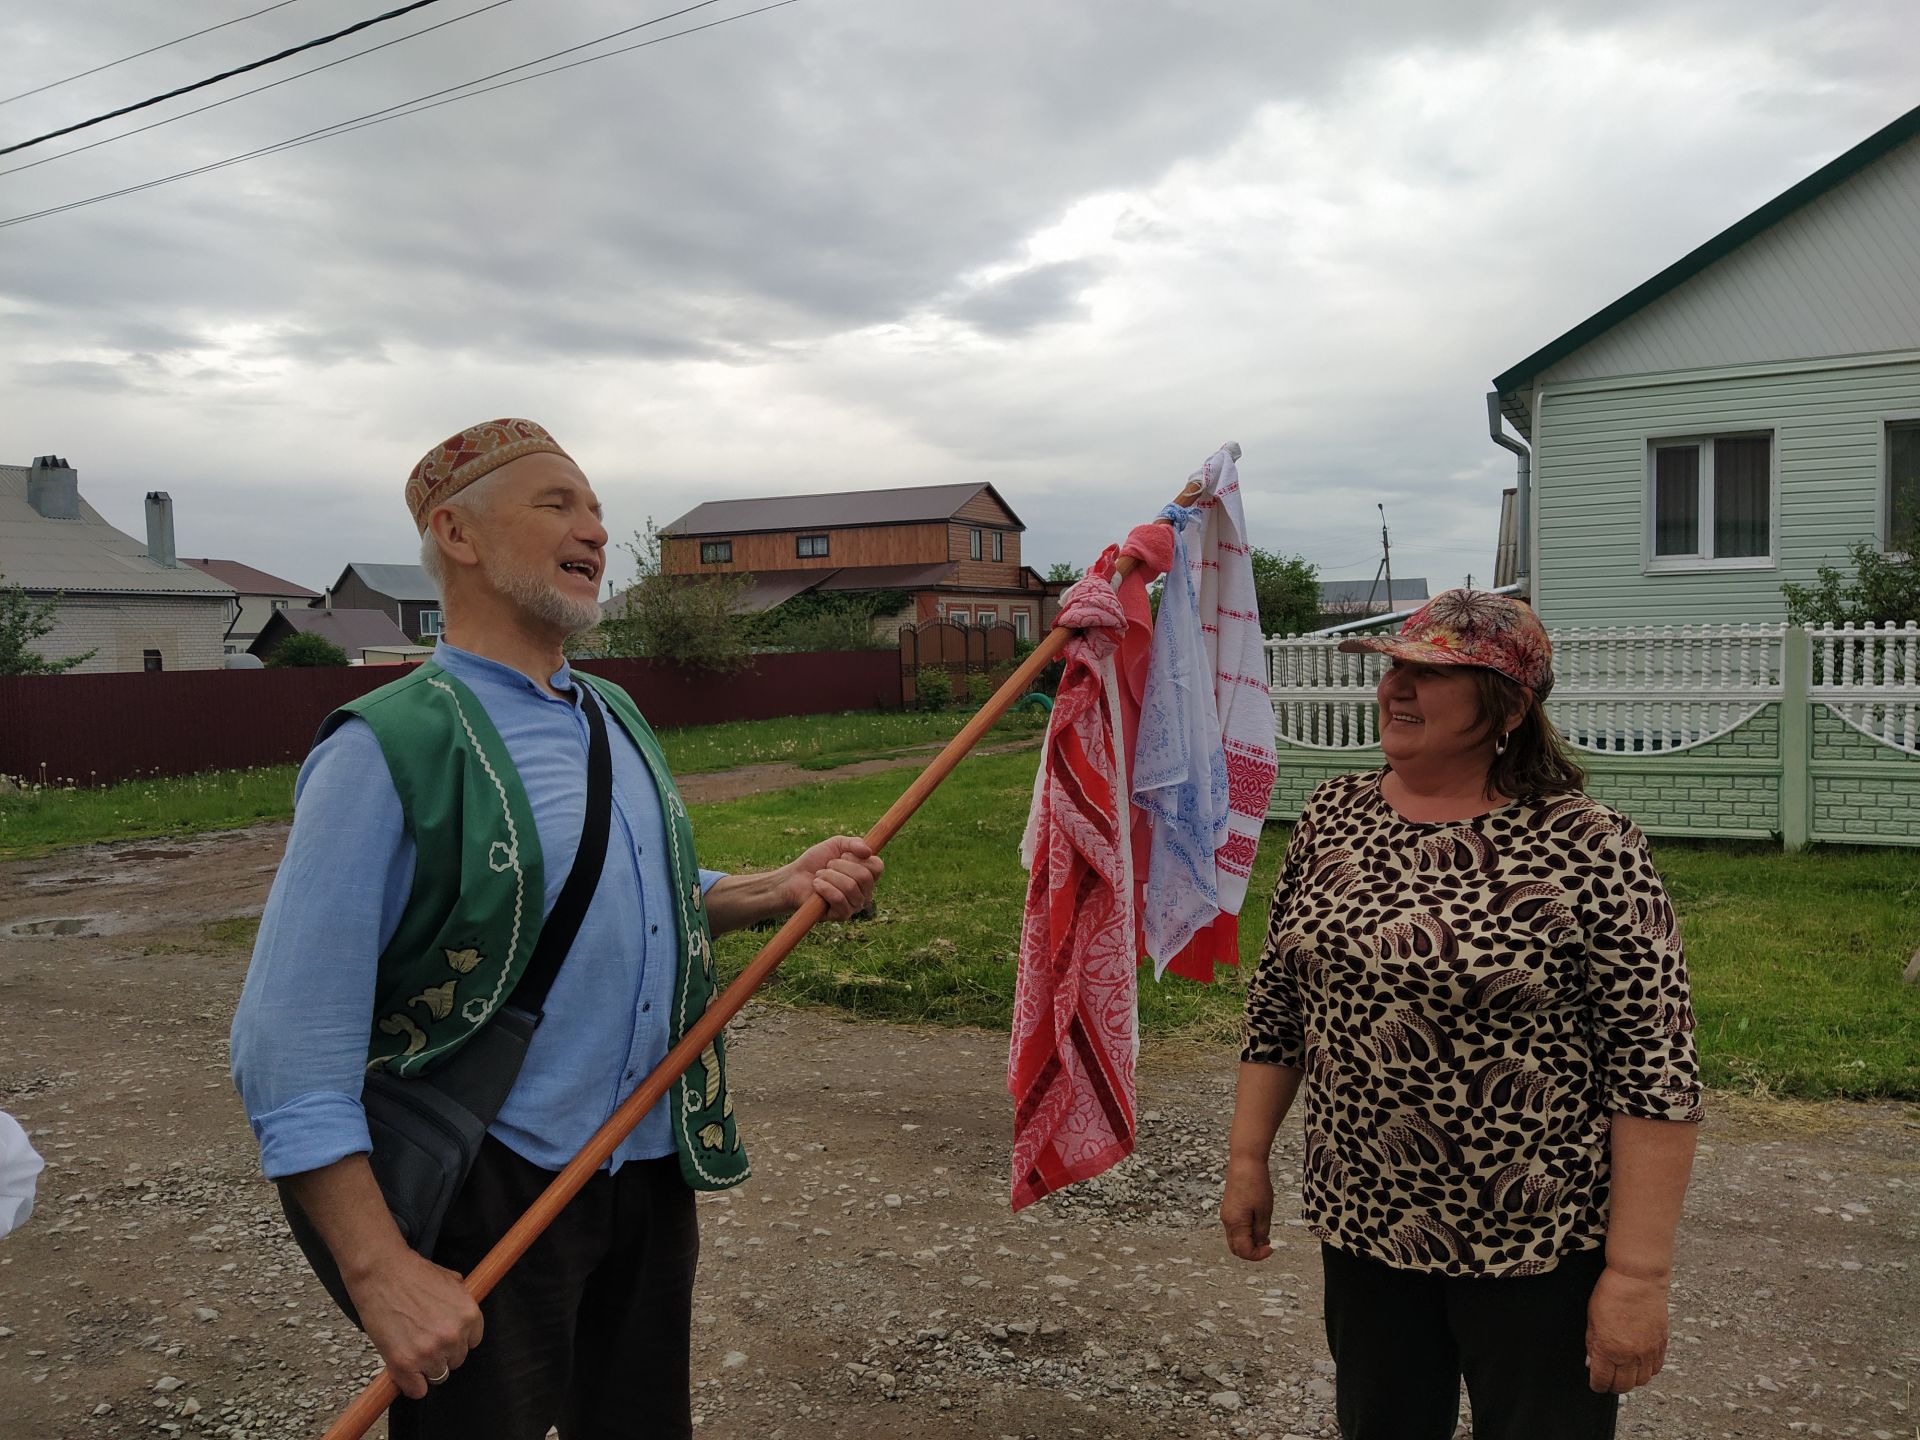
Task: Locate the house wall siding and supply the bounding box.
[227,590,308,647]
[662,523,948,574]
[327,572,438,640]
[1541,138,1920,383]
[945,521,1021,586]
[29,592,229,673]
[1533,357,1920,627]
[954,491,1018,527]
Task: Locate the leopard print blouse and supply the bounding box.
[1241,770,1703,1278]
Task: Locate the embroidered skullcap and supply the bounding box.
[1337,588,1555,699]
[406,418,571,532]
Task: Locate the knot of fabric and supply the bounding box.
[1055,573,1127,661]
[1119,522,1174,581]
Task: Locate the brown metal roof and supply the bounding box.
[661,483,1022,537]
[730,570,830,614]
[183,557,320,598]
[815,562,957,591]
[246,607,413,660]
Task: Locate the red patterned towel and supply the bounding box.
[1009,566,1137,1211]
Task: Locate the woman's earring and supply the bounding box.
[1494,730,1510,756]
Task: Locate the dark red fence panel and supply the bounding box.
[0,650,898,789]
[896,620,1025,706]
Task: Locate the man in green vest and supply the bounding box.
[230,418,883,1439]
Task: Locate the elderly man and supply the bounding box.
[231,418,882,1439]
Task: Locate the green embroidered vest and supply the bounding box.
[318,661,748,1191]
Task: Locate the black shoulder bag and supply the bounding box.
[281,684,614,1325]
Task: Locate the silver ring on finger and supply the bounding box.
[428,1365,451,1385]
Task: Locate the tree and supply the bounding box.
[1044,562,1084,584]
[0,574,95,675]
[745,590,905,652]
[266,631,350,667]
[1250,547,1320,636]
[596,521,755,670]
[1781,534,1920,628]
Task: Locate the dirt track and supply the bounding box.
[1,825,1916,1440]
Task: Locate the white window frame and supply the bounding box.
[992,531,1004,562]
[969,528,982,561]
[1013,609,1030,640]
[1642,428,1778,574]
[947,608,970,628]
[1880,411,1920,552]
[418,608,444,637]
[700,540,733,564]
[796,533,829,559]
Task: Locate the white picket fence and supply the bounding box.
[1262,621,1920,847]
[1811,621,1920,754]
[1266,623,1792,756]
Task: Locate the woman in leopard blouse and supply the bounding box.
[1221,590,1702,1440]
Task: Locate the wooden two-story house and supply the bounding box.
[658,483,1060,640]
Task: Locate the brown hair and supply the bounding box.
[1469,669,1586,800]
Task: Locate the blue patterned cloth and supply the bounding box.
[1133,504,1229,969]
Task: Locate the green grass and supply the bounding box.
[0,768,300,858]
[1658,841,1919,1100]
[654,706,1047,775]
[694,753,1920,1101]
[6,725,1913,1101]
[695,750,1280,1040]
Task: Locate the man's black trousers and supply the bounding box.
[388,1136,698,1440]
[1321,1241,1620,1440]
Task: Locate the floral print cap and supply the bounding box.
[1336,589,1555,699]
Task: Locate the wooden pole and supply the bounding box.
[319,478,1204,1440]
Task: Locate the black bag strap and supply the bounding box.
[508,681,613,1019]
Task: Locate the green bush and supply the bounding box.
[598,521,754,671]
[1782,532,1920,627]
[266,631,349,667]
[747,592,904,652]
[914,665,953,711]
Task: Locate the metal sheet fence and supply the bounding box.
[0,650,900,788]
[897,620,1021,707]
[1263,622,1920,849]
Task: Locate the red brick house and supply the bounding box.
[657,483,1061,640]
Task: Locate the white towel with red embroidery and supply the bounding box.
[1136,442,1278,976]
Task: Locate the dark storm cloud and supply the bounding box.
[0,0,1912,595]
[949,261,1102,337]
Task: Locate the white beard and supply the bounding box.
[484,555,604,636]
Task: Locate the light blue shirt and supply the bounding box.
[229,642,721,1180]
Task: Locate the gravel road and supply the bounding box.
[1,826,1914,1440]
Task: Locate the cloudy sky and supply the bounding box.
[2,0,1914,601]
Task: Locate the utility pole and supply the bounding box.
[1382,504,1393,617]
[1362,504,1393,616]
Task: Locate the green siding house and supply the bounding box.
[1492,103,1920,629]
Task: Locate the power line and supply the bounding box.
[0,0,447,158]
[0,0,313,108]
[0,1,798,230]
[0,0,519,181]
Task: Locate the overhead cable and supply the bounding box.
[0,0,800,230]
[0,0,518,180]
[0,0,312,108]
[0,0,447,157]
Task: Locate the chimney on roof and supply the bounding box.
[145,491,177,569]
[27,456,79,520]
